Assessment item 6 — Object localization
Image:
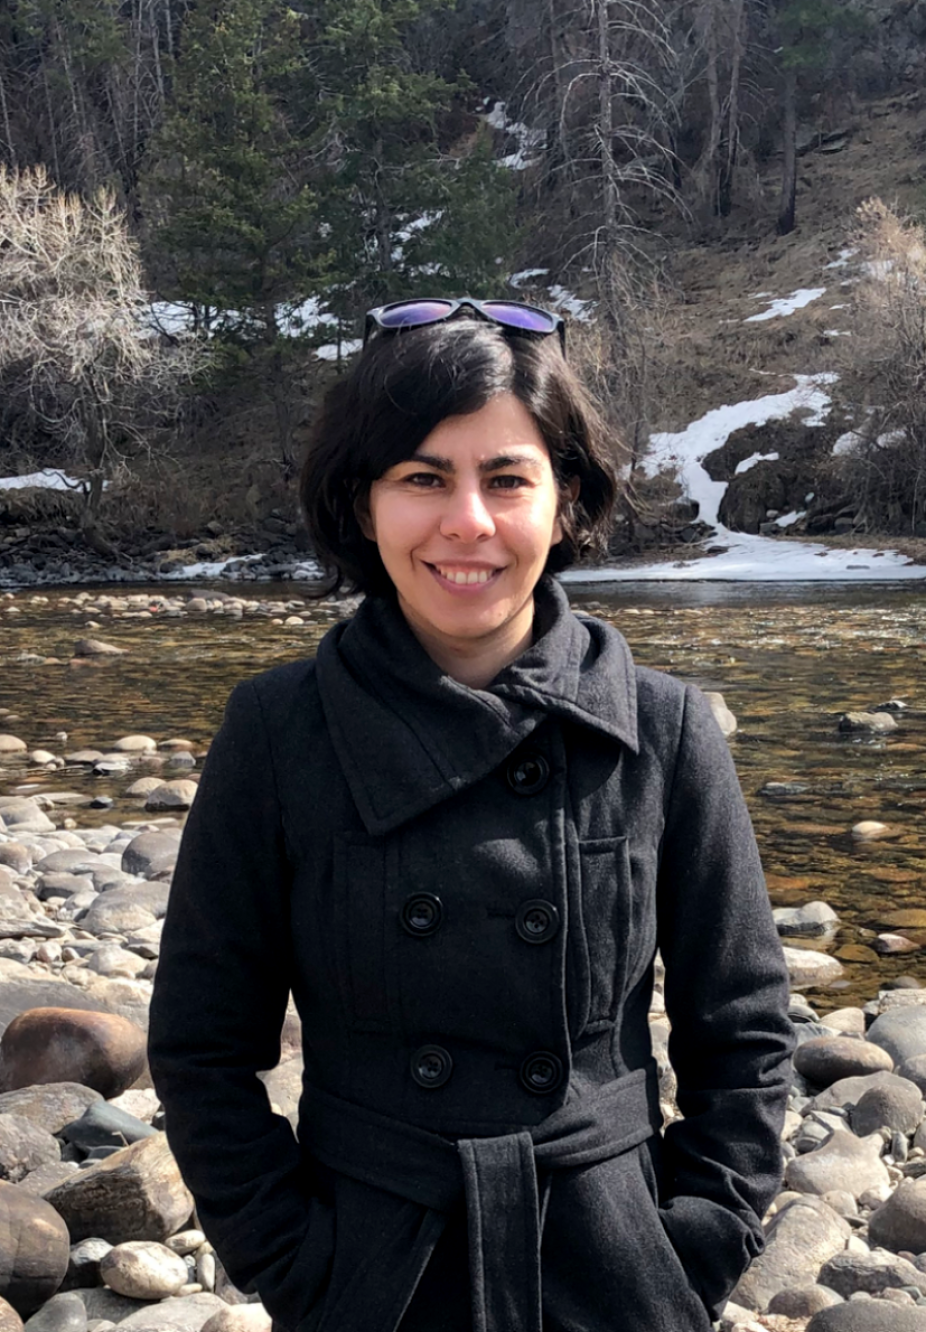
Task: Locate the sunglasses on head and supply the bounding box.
[363,297,567,355]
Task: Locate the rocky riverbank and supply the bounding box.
[0,768,926,1328]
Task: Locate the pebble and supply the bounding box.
[99,1242,188,1299]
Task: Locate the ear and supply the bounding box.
[553,476,580,544]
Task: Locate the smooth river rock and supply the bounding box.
[21,1291,88,1331]
[807,1306,926,1332]
[869,1009,926,1065]
[782,947,843,988]
[869,1179,926,1254]
[200,1307,273,1332]
[99,1241,188,1299]
[0,1299,22,1332]
[785,1128,889,1199]
[114,1293,225,1331]
[0,1115,61,1183]
[0,1181,70,1316]
[119,833,180,879]
[794,1036,894,1086]
[819,1249,926,1297]
[0,1009,146,1098]
[851,1078,924,1135]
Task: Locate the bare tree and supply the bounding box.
[0,164,205,552]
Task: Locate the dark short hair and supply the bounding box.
[300,316,619,596]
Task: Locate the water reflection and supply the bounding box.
[1,578,924,1010]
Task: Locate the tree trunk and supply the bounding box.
[777,62,797,235]
[597,0,620,317]
[718,0,745,218]
[0,69,15,167]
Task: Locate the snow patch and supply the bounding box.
[510,269,550,288]
[483,100,545,171]
[0,469,86,493]
[824,248,857,270]
[560,538,923,583]
[745,288,826,323]
[546,286,594,321]
[734,451,779,476]
[316,339,363,361]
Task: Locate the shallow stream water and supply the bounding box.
[1,578,924,1012]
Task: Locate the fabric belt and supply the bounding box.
[302,1060,661,1332]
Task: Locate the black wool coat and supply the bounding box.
[148,578,795,1332]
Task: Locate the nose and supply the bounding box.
[439,482,495,542]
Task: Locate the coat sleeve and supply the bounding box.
[655,683,794,1320]
[147,680,334,1331]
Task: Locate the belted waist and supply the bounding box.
[302,1061,661,1332]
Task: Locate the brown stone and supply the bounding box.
[0,1296,22,1331]
[0,1084,101,1136]
[0,1009,146,1098]
[45,1133,193,1244]
[0,1180,69,1315]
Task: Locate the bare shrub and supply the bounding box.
[831,197,926,534]
[0,165,208,551]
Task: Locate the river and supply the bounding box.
[1,578,924,1011]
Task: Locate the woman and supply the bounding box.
[148,297,794,1332]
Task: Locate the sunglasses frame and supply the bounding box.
[363,297,567,355]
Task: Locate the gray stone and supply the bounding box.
[60,1239,112,1292]
[199,1309,272,1332]
[72,642,125,658]
[0,1115,61,1183]
[731,1194,851,1312]
[143,782,197,813]
[768,1286,844,1317]
[807,1304,926,1331]
[84,948,147,981]
[33,853,108,877]
[869,1009,926,1065]
[704,693,736,737]
[0,803,55,835]
[783,947,844,987]
[839,711,899,733]
[808,1071,905,1115]
[22,1292,88,1331]
[0,1181,70,1316]
[795,1037,894,1086]
[15,1163,79,1197]
[68,1290,146,1325]
[819,1249,926,1297]
[774,902,840,938]
[898,1056,926,1098]
[0,847,32,876]
[870,1180,926,1254]
[852,1080,925,1135]
[61,1104,157,1153]
[35,877,94,903]
[79,886,169,937]
[785,1129,889,1199]
[115,1294,225,1331]
[120,834,179,880]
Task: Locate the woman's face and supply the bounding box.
[363,393,566,680]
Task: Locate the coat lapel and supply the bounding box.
[314,578,638,836]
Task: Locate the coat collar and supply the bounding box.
[315,577,638,835]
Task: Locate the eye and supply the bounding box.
[404,471,444,488]
[489,474,528,489]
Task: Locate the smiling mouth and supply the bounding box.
[429,564,500,586]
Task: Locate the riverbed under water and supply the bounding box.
[1,578,924,1012]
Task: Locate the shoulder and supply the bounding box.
[223,657,323,738]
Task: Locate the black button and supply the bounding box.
[506,752,550,796]
[401,893,443,937]
[515,899,560,945]
[411,1045,452,1089]
[519,1052,563,1095]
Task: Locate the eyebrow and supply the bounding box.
[409,452,545,474]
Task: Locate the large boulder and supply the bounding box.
[45,1133,192,1244]
[0,1009,146,1098]
[120,833,180,879]
[0,1181,70,1316]
[731,1194,851,1312]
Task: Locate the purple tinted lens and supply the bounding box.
[482,302,556,332]
[378,300,455,328]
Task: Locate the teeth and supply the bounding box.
[437,567,491,584]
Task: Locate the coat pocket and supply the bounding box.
[332,831,390,1032]
[577,836,631,1027]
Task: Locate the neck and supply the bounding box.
[399,599,535,689]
